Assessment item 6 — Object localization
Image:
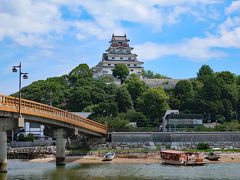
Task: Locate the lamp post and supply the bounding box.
[12,62,28,118]
[12,62,28,141]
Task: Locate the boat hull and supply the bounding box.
[102,152,115,161]
[162,160,207,166]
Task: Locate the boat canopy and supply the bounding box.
[160,150,187,154]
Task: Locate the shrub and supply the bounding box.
[25,134,34,141]
[197,143,209,150]
[18,133,25,141]
[18,133,34,141]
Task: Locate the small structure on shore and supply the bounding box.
[160,150,206,166]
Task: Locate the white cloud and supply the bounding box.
[0,0,65,46]
[134,15,240,62]
[134,41,225,62]
[225,0,240,14]
[0,0,220,46]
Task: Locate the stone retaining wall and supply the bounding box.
[142,78,182,89]
[9,140,56,148]
[94,142,157,151]
[111,132,240,149]
[7,146,56,159]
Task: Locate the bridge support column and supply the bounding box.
[55,129,65,166]
[0,131,7,173]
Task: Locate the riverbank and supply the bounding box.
[30,151,240,164]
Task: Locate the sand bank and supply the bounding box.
[29,152,240,164]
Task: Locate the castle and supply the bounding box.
[93,34,143,79]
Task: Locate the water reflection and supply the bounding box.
[0,173,7,180]
[6,160,240,180]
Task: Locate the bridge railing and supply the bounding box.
[0,95,107,134]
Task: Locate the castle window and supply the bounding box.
[112,57,115,59]
[134,64,137,66]
[127,64,130,66]
[108,64,111,66]
[120,57,123,59]
[128,57,131,60]
[131,69,134,71]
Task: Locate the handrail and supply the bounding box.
[0,95,107,135]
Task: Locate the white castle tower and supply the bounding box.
[93,34,143,78]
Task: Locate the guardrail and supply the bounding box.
[0,95,107,135]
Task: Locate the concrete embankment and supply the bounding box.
[111,132,240,149]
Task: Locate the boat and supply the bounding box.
[206,152,220,161]
[103,152,115,161]
[160,150,207,166]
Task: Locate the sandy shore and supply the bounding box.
[29,152,240,164]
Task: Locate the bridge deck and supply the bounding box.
[0,95,107,135]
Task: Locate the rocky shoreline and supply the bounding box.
[7,146,240,165]
[7,146,56,159]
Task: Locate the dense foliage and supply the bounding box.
[112,64,129,84]
[11,63,240,130]
[197,143,209,150]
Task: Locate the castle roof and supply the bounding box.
[110,34,129,42]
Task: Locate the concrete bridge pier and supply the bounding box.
[0,131,7,173]
[55,129,66,166]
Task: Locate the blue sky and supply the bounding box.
[1,0,240,95]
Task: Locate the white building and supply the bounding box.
[24,122,45,138]
[93,34,143,79]
[162,110,203,132]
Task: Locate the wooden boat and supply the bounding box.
[160,150,207,166]
[103,152,115,161]
[206,152,220,161]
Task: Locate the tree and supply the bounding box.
[174,80,192,97]
[99,75,114,82]
[104,83,118,103]
[122,110,148,127]
[216,71,236,84]
[237,75,240,85]
[115,87,132,112]
[222,99,233,121]
[69,64,93,83]
[191,80,203,93]
[154,73,171,79]
[142,69,170,79]
[94,116,129,130]
[89,102,118,118]
[112,64,129,84]
[125,73,148,106]
[146,70,154,78]
[197,65,214,82]
[174,80,194,112]
[200,76,222,101]
[221,84,238,108]
[136,87,169,126]
[15,77,69,108]
[67,87,92,111]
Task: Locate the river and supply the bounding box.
[2,160,240,180]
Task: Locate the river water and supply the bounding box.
[3,160,240,180]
